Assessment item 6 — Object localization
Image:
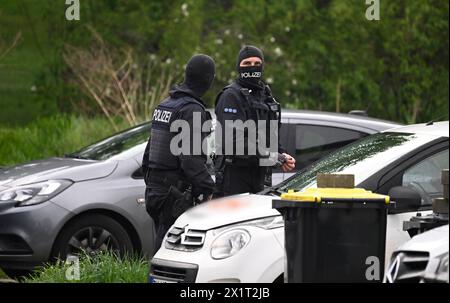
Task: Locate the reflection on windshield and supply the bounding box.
[68,123,151,161]
[277,132,429,192]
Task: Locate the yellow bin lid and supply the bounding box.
[280,188,390,204]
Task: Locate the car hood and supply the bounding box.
[174,194,281,230]
[0,157,118,188]
[397,224,449,258]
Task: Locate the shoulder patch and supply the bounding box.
[224,107,238,114]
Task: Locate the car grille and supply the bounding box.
[165,227,206,252]
[385,251,430,283]
[150,258,198,283]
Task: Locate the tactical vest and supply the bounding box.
[215,82,281,159]
[147,95,206,171]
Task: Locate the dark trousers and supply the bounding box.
[223,165,267,196]
[144,187,177,252]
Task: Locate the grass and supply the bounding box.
[0,114,129,166]
[23,251,149,283]
[0,267,10,279]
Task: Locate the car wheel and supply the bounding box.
[52,214,133,260]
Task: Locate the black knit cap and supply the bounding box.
[236,45,264,70]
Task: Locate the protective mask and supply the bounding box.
[238,65,263,87]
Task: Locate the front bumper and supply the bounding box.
[0,200,73,270]
[150,226,285,283]
[150,258,199,283]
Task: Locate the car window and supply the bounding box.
[294,125,366,169]
[277,132,441,193]
[402,149,449,205]
[67,123,151,161]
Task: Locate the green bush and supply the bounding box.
[0,115,129,166]
[1,1,448,126]
[23,251,148,283]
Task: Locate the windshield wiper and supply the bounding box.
[64,154,91,160]
[261,187,283,196]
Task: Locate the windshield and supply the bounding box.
[277,132,440,193]
[67,123,151,161]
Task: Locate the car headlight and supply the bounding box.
[0,179,73,207]
[212,216,284,237]
[242,216,284,229]
[210,229,250,260]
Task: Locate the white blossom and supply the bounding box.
[266,77,274,84]
[274,47,283,57]
[270,36,276,43]
[181,3,189,17]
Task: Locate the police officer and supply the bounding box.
[142,54,215,250]
[214,45,295,196]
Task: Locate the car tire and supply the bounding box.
[52,214,133,260]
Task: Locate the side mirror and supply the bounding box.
[388,186,422,213]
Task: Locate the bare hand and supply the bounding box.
[281,153,296,172]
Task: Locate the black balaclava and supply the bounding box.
[182,54,215,98]
[236,45,264,91]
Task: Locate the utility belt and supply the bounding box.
[224,156,259,168]
[145,168,197,221]
[145,168,190,191]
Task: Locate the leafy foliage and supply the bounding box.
[0,0,448,126]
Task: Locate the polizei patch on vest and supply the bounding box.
[240,71,262,78]
[153,108,172,123]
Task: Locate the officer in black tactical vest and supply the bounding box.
[214,46,295,196]
[142,54,215,250]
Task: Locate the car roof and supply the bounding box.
[280,109,402,131]
[208,108,402,132]
[385,121,449,138]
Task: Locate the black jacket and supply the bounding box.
[215,81,285,166]
[142,84,215,196]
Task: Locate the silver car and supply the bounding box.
[0,110,400,273]
[385,224,449,283]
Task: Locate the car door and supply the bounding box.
[376,142,449,264]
